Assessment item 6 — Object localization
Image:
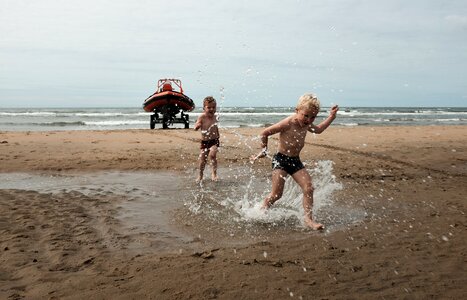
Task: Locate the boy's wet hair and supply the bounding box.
[297,93,320,112]
[203,96,216,107]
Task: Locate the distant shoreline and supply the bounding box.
[1,106,467,109]
[1,107,466,131]
[2,123,467,134]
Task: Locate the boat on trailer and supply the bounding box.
[142,79,195,129]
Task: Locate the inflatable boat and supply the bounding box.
[142,79,195,129]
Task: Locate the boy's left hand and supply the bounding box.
[330,105,339,117]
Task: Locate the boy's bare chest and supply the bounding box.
[281,127,308,143]
[201,116,217,129]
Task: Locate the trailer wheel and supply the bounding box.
[150,115,156,129]
[182,113,189,129]
[162,117,169,129]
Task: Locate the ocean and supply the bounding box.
[0,107,466,131]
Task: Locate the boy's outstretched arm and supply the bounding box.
[310,105,339,134]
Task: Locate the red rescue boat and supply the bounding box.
[142,79,195,129]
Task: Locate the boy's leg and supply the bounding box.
[262,169,288,209]
[291,169,323,230]
[208,145,218,181]
[197,149,209,182]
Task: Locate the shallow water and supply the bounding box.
[182,162,366,240]
[0,164,366,251]
[0,171,193,252]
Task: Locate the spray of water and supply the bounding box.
[185,158,342,229]
[231,160,342,225]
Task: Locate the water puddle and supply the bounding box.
[0,161,367,251]
[0,171,193,252]
[181,161,367,244]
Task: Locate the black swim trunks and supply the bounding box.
[272,152,304,175]
[200,138,220,150]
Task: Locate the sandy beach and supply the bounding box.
[1,126,466,299]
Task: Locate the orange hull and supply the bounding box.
[143,91,195,112]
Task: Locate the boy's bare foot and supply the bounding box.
[261,200,272,210]
[211,174,218,181]
[196,176,203,184]
[304,218,324,230]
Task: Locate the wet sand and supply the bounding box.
[0,126,466,299]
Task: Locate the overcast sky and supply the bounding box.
[1,0,466,108]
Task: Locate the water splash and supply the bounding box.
[185,160,343,228]
[235,160,342,225]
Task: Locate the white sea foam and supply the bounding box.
[0,111,57,116]
[84,120,147,126]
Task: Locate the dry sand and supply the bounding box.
[0,126,466,299]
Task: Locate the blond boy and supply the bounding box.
[194,96,220,182]
[251,93,339,230]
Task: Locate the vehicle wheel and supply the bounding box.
[162,117,169,129]
[150,115,156,129]
[183,113,189,129]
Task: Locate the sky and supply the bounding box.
[1,0,466,108]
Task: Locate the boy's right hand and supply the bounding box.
[250,148,267,163]
[249,154,258,163]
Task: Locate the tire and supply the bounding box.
[150,115,156,129]
[162,117,168,129]
[182,113,189,129]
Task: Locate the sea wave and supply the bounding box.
[0,112,57,116]
[1,107,466,131]
[84,120,148,126]
[33,121,87,126]
[339,111,467,116]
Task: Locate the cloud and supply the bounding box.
[1,0,467,107]
[445,15,467,27]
